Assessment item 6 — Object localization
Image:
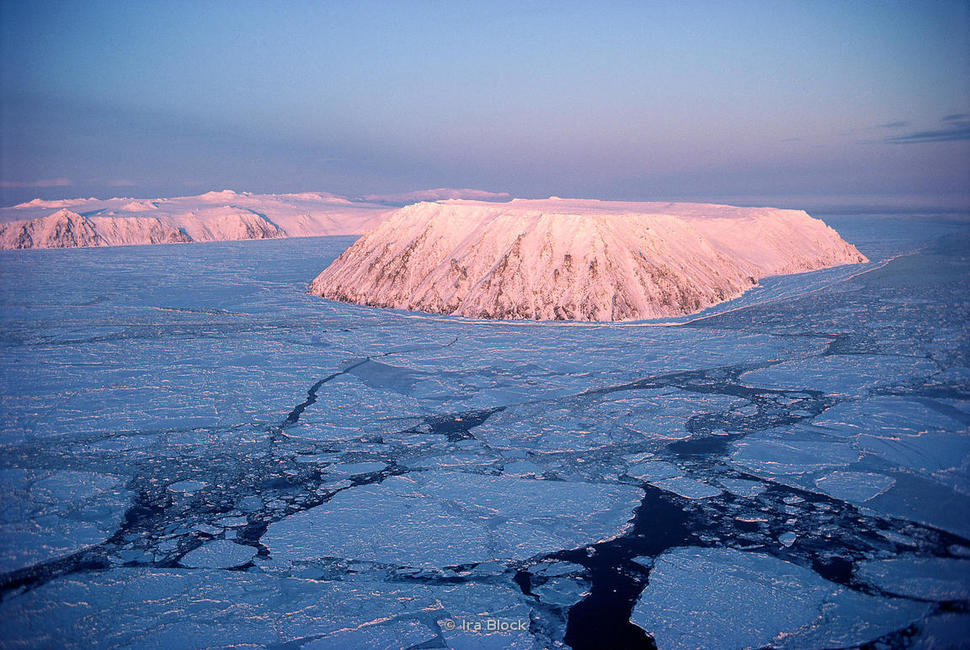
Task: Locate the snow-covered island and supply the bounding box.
[0,188,516,250]
[309,198,868,321]
[0,190,397,249]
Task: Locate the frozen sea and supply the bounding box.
[0,214,968,649]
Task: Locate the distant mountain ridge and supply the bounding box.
[0,188,507,249]
[309,198,869,322]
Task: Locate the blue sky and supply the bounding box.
[1,0,968,209]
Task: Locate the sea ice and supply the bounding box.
[632,547,929,649]
[814,470,895,503]
[168,479,207,494]
[263,471,642,567]
[650,476,723,499]
[0,569,536,648]
[740,354,937,395]
[304,619,439,649]
[727,413,970,538]
[717,477,767,497]
[502,460,545,477]
[346,358,429,394]
[474,388,740,454]
[910,612,970,648]
[855,555,970,601]
[0,221,967,647]
[730,427,860,476]
[405,452,492,469]
[0,469,130,573]
[625,460,683,481]
[180,540,256,569]
[814,396,967,437]
[778,531,797,547]
[321,461,387,476]
[855,432,970,493]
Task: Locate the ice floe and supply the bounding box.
[180,539,256,569]
[263,471,642,567]
[740,354,938,395]
[855,555,970,601]
[1,222,967,646]
[168,479,207,494]
[650,476,723,499]
[0,469,129,573]
[632,547,930,649]
[731,427,861,476]
[814,470,895,502]
[0,569,537,648]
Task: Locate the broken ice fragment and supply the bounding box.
[168,479,207,494]
[855,555,970,601]
[263,471,642,567]
[779,532,797,547]
[651,476,723,499]
[0,469,130,573]
[717,477,767,497]
[814,471,895,504]
[322,461,387,476]
[180,540,256,569]
[632,546,929,649]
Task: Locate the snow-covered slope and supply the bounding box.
[309,198,868,321]
[0,210,108,248]
[0,190,394,249]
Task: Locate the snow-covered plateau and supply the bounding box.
[0,190,393,248]
[0,188,518,250]
[310,198,868,321]
[0,212,967,648]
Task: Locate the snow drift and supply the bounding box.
[308,198,868,321]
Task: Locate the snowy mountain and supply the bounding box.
[0,209,111,248]
[309,198,868,321]
[0,190,395,249]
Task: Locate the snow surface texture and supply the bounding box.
[0,189,395,249]
[0,214,967,648]
[309,198,868,321]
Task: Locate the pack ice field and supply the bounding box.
[0,214,968,648]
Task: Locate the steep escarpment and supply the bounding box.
[0,210,113,249]
[308,198,868,321]
[0,207,282,249]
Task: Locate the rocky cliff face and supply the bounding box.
[308,199,868,322]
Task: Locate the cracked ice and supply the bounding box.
[0,215,968,648]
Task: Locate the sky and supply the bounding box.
[1,0,968,210]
